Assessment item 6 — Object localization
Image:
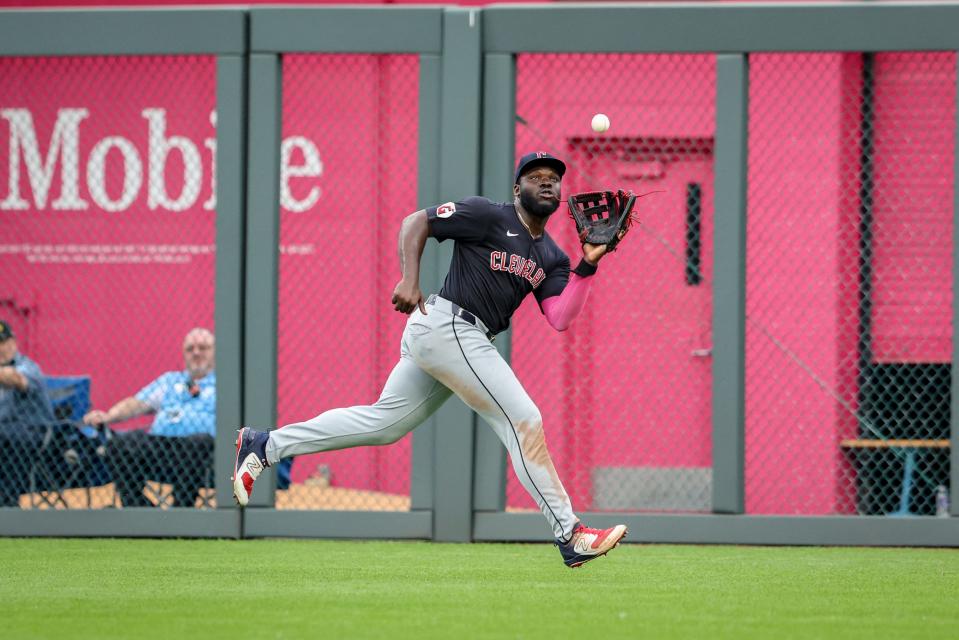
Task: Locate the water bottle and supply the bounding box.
[935,484,950,517]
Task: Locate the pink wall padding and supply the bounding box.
[745,53,862,515]
[744,52,955,515]
[509,53,716,512]
[0,55,217,434]
[276,54,420,494]
[870,53,955,364]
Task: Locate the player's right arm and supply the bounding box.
[392,209,430,315]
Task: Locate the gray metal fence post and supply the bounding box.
[952,50,959,517]
[711,53,749,514]
[432,8,483,542]
[214,51,248,518]
[243,53,282,508]
[410,53,443,513]
[472,52,516,513]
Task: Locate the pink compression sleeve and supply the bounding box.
[541,272,593,331]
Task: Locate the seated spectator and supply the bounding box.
[0,319,56,507]
[84,328,215,508]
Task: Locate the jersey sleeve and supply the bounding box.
[534,252,571,307]
[426,196,493,243]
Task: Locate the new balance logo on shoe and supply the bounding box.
[244,457,263,475]
[573,533,598,554]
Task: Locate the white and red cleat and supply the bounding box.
[232,428,269,506]
[556,522,627,568]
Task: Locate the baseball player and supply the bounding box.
[234,152,627,567]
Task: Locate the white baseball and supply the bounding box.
[591,113,610,133]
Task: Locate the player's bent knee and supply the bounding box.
[514,409,544,434]
[524,405,544,426]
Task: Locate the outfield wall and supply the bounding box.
[0,2,957,545]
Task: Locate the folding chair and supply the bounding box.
[27,376,113,509]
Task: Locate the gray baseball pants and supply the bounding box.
[266,295,577,540]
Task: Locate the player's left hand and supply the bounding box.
[581,229,627,264]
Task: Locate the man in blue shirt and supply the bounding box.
[83,328,216,507]
[0,319,56,507]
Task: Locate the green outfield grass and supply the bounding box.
[1,538,956,639]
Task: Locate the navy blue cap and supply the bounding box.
[514,152,566,184]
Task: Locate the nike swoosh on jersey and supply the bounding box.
[506,231,519,237]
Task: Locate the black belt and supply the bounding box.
[426,294,496,341]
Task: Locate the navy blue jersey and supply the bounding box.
[426,196,570,334]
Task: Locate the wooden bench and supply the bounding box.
[840,439,950,515]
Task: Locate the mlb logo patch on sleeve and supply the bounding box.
[437,202,456,218]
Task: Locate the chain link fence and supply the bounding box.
[508,51,953,518]
[0,31,953,523]
[274,54,420,510]
[509,53,717,514]
[747,52,955,516]
[0,55,217,509]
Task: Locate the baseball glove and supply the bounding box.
[567,190,638,252]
